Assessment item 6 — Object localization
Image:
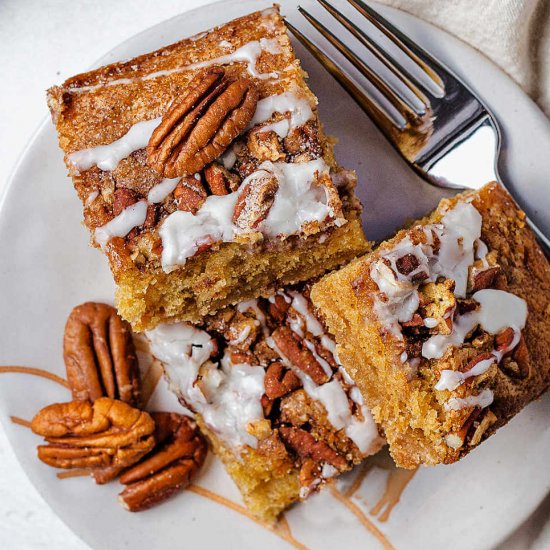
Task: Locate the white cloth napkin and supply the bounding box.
[377,0,550,117]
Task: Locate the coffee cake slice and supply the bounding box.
[47,7,368,331]
[311,183,550,468]
[146,284,383,523]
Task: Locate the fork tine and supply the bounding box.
[285,20,401,137]
[298,6,419,121]
[316,0,432,106]
[347,0,445,90]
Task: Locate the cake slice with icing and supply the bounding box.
[146,283,384,523]
[311,183,550,468]
[47,6,368,331]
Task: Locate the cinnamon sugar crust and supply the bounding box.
[47,7,369,330]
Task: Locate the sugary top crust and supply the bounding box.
[47,7,356,275]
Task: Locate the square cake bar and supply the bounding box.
[47,7,368,331]
[146,283,384,523]
[311,183,550,468]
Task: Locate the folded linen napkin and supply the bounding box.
[378,0,550,117]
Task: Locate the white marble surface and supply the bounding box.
[0,1,547,549]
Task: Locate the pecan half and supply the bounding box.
[119,412,207,512]
[264,361,302,399]
[147,67,258,177]
[232,170,279,230]
[279,426,347,469]
[272,327,329,385]
[32,398,155,472]
[63,303,141,407]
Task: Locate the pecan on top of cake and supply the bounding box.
[147,285,384,499]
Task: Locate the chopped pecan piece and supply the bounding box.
[247,129,285,162]
[283,120,322,160]
[113,188,138,215]
[203,162,240,194]
[279,426,347,469]
[299,458,321,488]
[147,67,258,177]
[264,361,302,399]
[63,302,141,407]
[32,398,155,473]
[468,409,497,447]
[470,265,501,292]
[495,327,516,353]
[174,175,208,213]
[119,412,207,512]
[268,294,291,323]
[272,327,329,384]
[233,170,279,230]
[395,254,420,276]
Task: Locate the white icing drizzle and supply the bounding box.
[159,192,239,270]
[147,177,181,203]
[445,388,494,411]
[262,159,341,236]
[66,7,280,94]
[369,199,529,414]
[68,118,161,172]
[94,200,148,248]
[146,323,265,449]
[425,289,527,360]
[247,92,314,138]
[265,298,382,455]
[436,356,495,392]
[158,158,340,271]
[370,202,484,338]
[184,38,281,80]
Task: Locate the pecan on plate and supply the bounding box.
[63,302,141,407]
[31,398,155,472]
[233,169,279,231]
[119,412,207,512]
[147,66,258,177]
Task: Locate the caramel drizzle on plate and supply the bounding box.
[0,366,69,388]
[330,486,395,550]
[188,484,309,550]
[3,364,414,550]
[370,468,418,522]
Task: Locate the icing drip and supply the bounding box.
[445,388,494,411]
[94,201,148,248]
[184,38,281,80]
[247,92,314,138]
[68,118,161,172]
[370,202,484,338]
[159,158,339,271]
[425,289,527,360]
[146,323,265,449]
[147,177,181,203]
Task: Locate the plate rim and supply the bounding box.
[0,1,548,549]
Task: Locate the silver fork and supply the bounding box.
[286,0,550,253]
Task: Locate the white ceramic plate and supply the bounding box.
[0,1,549,549]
